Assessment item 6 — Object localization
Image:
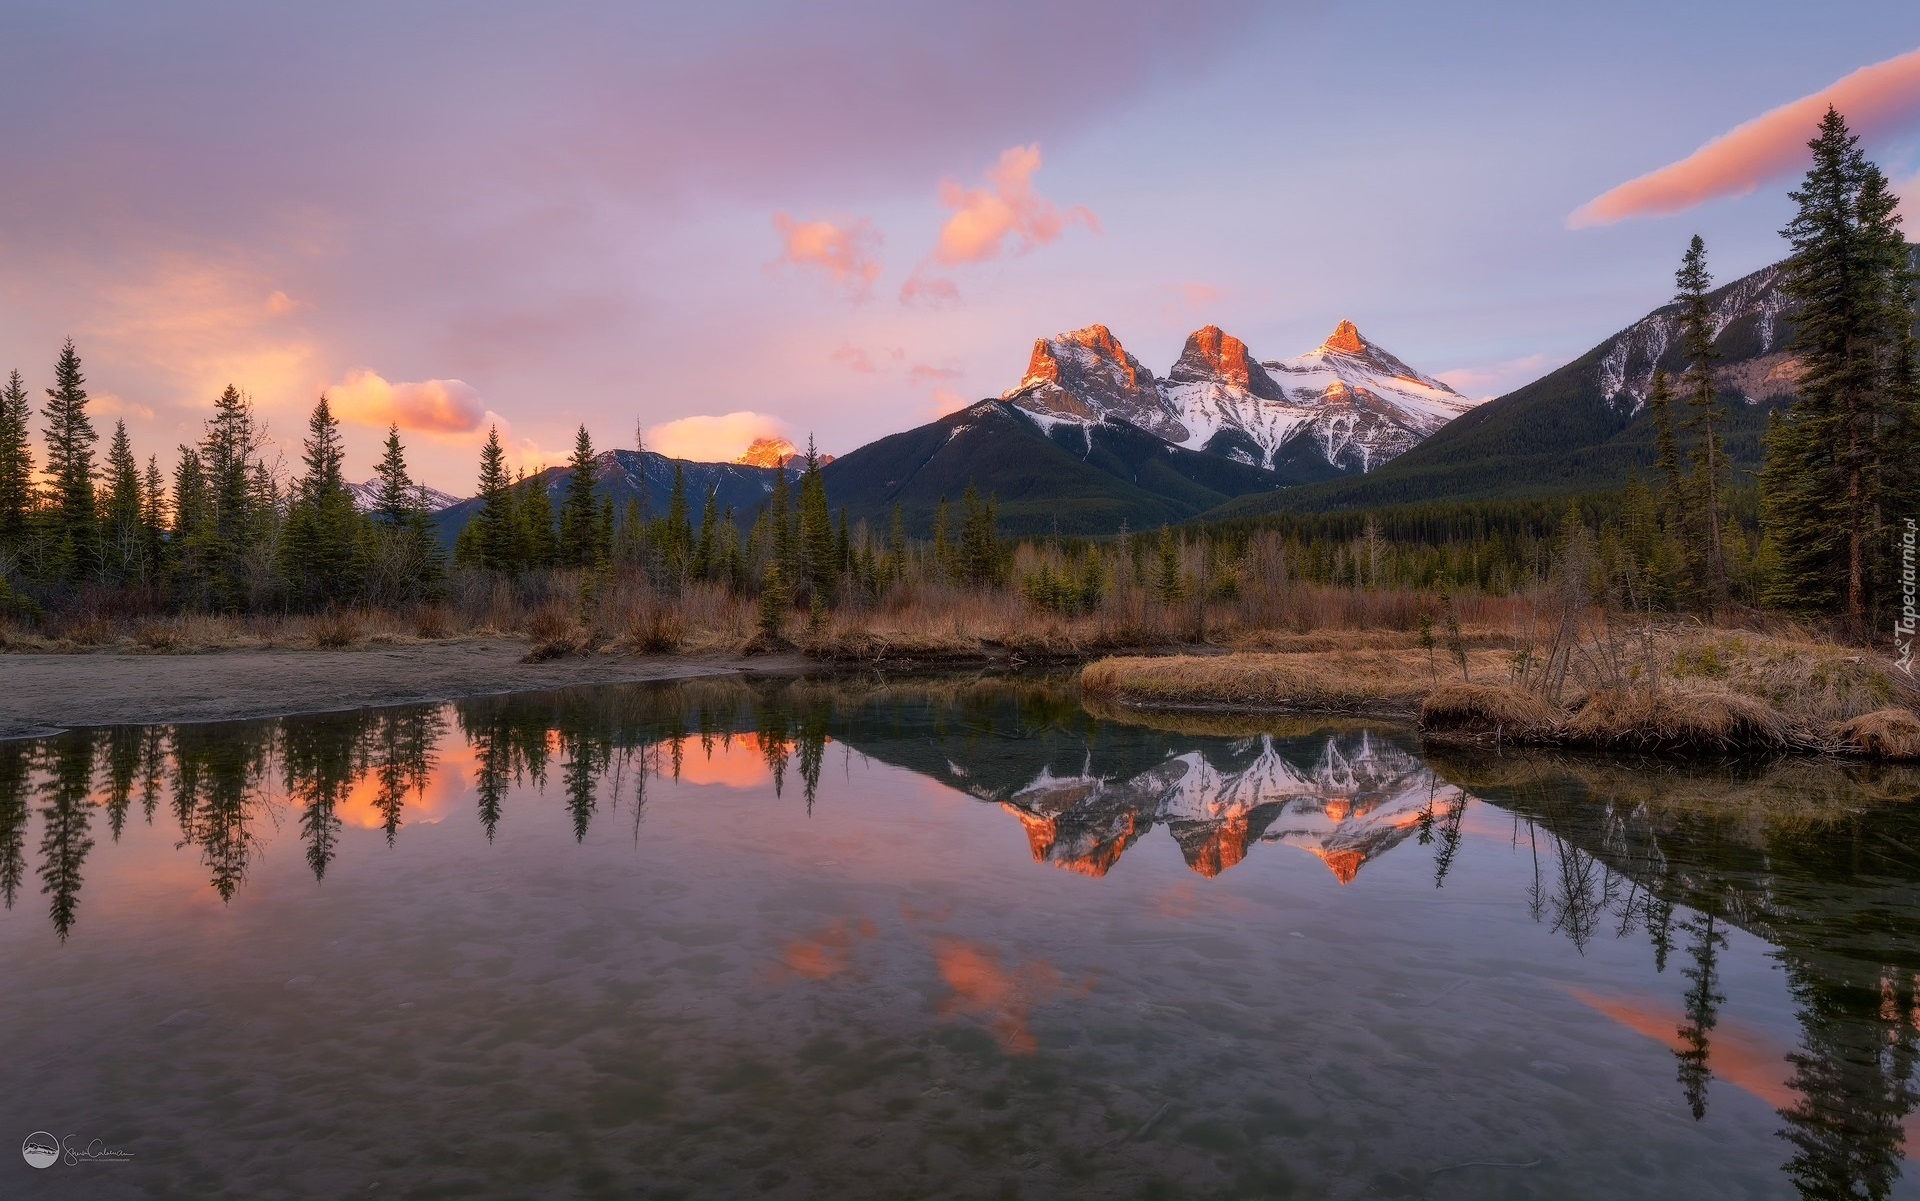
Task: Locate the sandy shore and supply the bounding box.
[4,640,809,738]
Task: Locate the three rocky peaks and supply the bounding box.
[1002,320,1475,473]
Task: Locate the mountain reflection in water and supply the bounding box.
[3,674,1919,1200]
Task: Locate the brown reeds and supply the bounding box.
[1832,708,1920,760]
[1418,682,1555,740]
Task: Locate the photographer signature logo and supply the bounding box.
[20,1131,133,1169]
[21,1132,58,1169]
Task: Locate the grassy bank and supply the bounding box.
[1082,625,1920,759]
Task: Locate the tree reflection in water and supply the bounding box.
[1,677,1917,1197]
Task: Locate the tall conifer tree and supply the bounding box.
[1762,107,1910,620]
[1675,235,1729,607]
[557,425,599,567]
[100,420,145,585]
[41,340,99,583]
[0,369,31,555]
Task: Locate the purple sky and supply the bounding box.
[3,1,1918,492]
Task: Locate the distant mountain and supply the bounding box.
[1205,247,1917,517]
[819,397,1292,537]
[1003,321,1475,477]
[433,448,793,543]
[736,437,832,469]
[346,478,463,514]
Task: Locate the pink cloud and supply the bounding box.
[264,289,300,316]
[1571,46,1920,227]
[830,343,877,374]
[1897,169,1920,228]
[930,387,971,417]
[931,144,1099,265]
[771,213,883,299]
[908,362,964,387]
[328,369,487,434]
[644,410,789,463]
[1169,281,1225,310]
[900,271,962,307]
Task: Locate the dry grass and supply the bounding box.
[1556,688,1793,753]
[308,610,363,649]
[1832,708,1920,760]
[1419,682,1555,740]
[1081,648,1513,714]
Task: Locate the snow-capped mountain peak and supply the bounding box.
[1003,319,1481,476]
[346,478,462,514]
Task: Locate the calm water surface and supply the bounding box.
[3,674,1918,1200]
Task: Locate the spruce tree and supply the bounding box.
[41,340,99,583]
[797,439,835,598]
[370,423,441,595]
[1156,524,1185,604]
[199,385,257,608]
[556,425,599,567]
[100,420,145,585]
[516,469,557,570]
[279,395,362,608]
[662,463,691,577]
[0,368,31,555]
[474,426,516,573]
[140,454,168,576]
[1674,235,1729,607]
[170,445,216,606]
[1763,107,1910,621]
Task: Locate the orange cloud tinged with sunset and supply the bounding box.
[644,411,792,464]
[771,213,883,300]
[1571,46,1920,227]
[932,144,1098,265]
[327,369,488,434]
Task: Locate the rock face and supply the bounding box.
[1002,320,1477,476]
[735,437,832,469]
[1593,263,1795,413]
[1003,324,1188,443]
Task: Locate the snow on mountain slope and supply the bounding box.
[1002,321,1477,475]
[346,478,462,513]
[1593,263,1795,414]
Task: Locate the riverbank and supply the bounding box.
[0,640,810,738]
[1081,628,1920,758]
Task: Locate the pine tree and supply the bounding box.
[766,465,795,584]
[170,444,216,606]
[473,426,516,573]
[199,384,258,608]
[1674,236,1730,607]
[516,469,557,571]
[1763,107,1911,622]
[1155,524,1185,604]
[100,420,145,585]
[140,454,168,576]
[662,462,691,577]
[692,485,718,579]
[557,425,599,568]
[0,369,32,555]
[279,395,362,608]
[369,424,441,596]
[41,340,99,583]
[797,439,834,598]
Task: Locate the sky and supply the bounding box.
[3,0,1920,493]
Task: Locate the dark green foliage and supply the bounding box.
[470,426,517,574]
[797,439,835,598]
[1762,108,1915,620]
[279,395,364,609]
[953,484,1002,587]
[516,468,557,571]
[100,420,146,586]
[557,425,600,568]
[818,400,1287,537]
[40,340,99,583]
[1675,235,1730,605]
[199,384,260,608]
[365,424,443,602]
[0,369,31,556]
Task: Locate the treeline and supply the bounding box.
[1,344,443,617]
